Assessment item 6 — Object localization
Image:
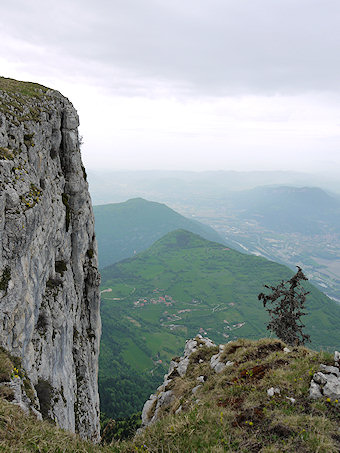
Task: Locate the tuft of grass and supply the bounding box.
[20,184,42,210]
[0,147,14,160]
[0,348,14,382]
[0,398,114,452]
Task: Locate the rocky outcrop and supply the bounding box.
[210,344,234,373]
[0,77,101,441]
[141,335,218,428]
[309,352,340,401]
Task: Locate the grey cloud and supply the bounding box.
[2,0,340,95]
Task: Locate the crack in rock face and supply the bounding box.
[0,78,101,441]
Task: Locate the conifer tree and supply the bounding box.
[258,266,311,346]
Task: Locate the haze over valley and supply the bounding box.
[90,171,340,303]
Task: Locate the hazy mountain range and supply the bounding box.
[88,170,340,206]
[224,185,340,235]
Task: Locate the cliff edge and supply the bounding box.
[0,77,101,440]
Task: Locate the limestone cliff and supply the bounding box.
[0,77,101,441]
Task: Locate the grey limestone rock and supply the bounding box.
[323,375,340,400]
[212,360,226,374]
[157,378,172,392]
[156,390,175,409]
[309,359,340,402]
[319,364,340,377]
[313,372,328,385]
[174,335,217,378]
[177,357,190,377]
[192,384,202,394]
[141,394,158,426]
[184,338,198,357]
[210,351,234,374]
[309,381,323,399]
[267,387,280,397]
[0,79,100,441]
[140,335,217,429]
[140,387,176,429]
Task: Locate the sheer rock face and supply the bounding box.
[0,78,101,441]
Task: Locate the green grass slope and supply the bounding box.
[3,339,340,452]
[93,198,225,268]
[132,338,340,453]
[99,229,340,418]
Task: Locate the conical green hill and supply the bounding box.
[93,198,225,268]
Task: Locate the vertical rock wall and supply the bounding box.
[0,78,101,441]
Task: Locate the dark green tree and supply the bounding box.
[258,266,311,346]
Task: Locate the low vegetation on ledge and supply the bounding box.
[0,77,49,99]
[0,76,55,124]
[130,338,340,452]
[1,338,340,452]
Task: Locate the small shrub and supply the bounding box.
[0,266,11,294]
[62,193,71,231]
[20,184,42,209]
[87,249,94,259]
[81,164,87,181]
[36,312,49,334]
[258,267,311,346]
[23,133,34,148]
[55,260,67,276]
[35,379,53,420]
[46,278,62,289]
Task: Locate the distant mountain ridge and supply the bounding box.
[93,198,225,268]
[87,170,340,206]
[232,185,340,234]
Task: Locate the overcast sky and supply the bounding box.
[1,0,340,173]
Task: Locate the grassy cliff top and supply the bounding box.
[0,76,63,124]
[1,338,340,451]
[133,337,340,452]
[0,77,50,98]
